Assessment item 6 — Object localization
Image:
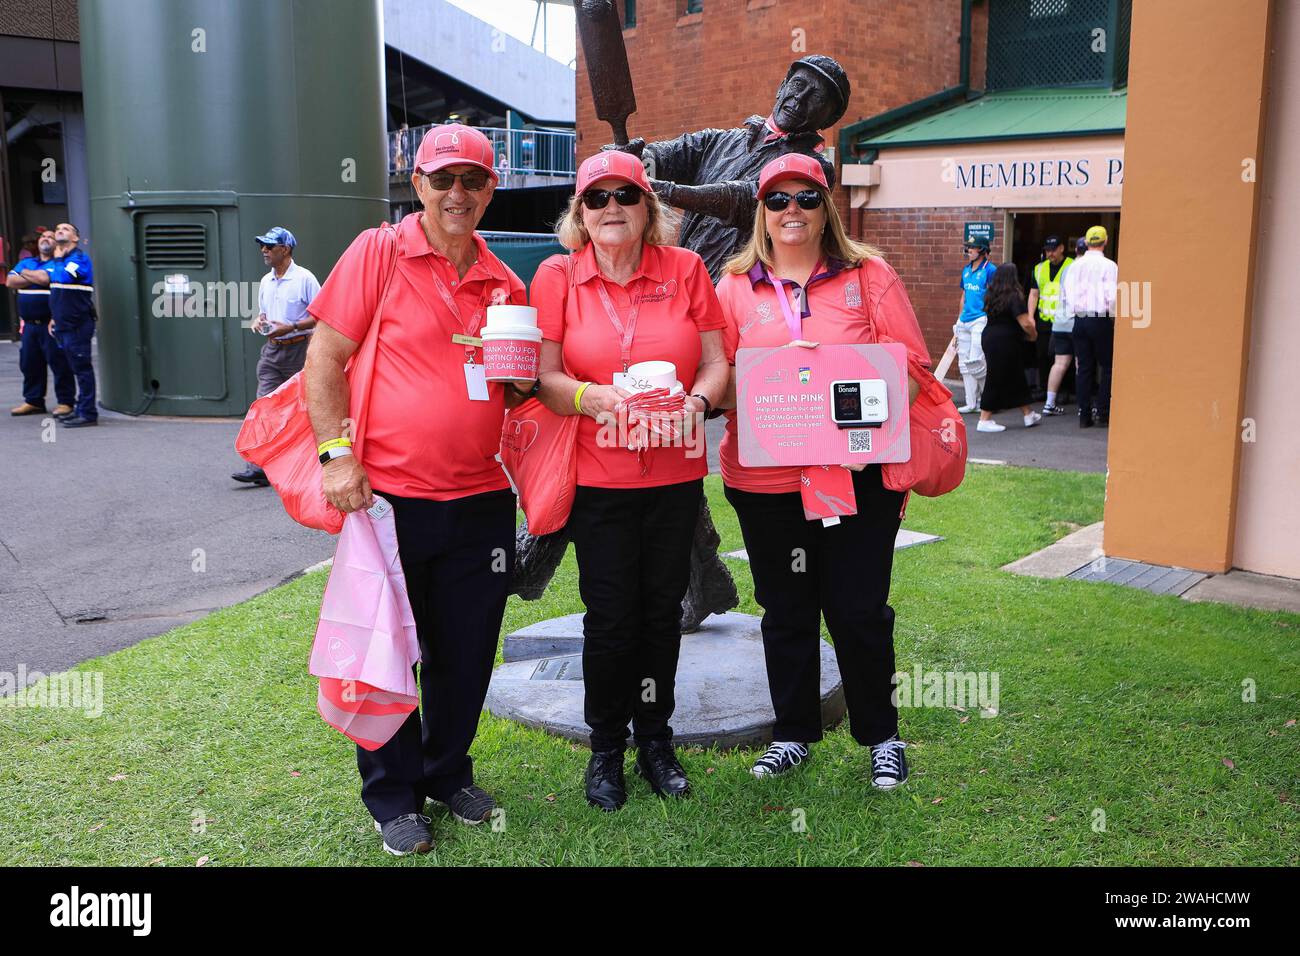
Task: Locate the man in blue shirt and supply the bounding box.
[47,222,98,428]
[954,236,996,413]
[231,226,320,485]
[7,227,75,417]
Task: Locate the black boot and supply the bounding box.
[635,740,690,798]
[585,749,627,812]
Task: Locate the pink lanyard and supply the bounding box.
[765,266,807,342]
[426,259,487,362]
[595,278,642,371]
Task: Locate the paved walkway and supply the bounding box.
[947,379,1109,473]
[0,341,335,678]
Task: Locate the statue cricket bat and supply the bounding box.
[576,0,637,145]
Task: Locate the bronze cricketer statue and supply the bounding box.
[610,53,851,280]
[518,5,850,632]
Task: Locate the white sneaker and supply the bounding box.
[752,741,810,778]
[1024,411,1042,428]
[956,405,977,414]
[976,420,1006,433]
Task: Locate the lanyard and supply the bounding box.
[766,260,827,341]
[765,267,804,342]
[595,278,642,371]
[426,258,488,362]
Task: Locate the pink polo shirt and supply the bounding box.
[532,242,725,489]
[718,255,930,494]
[308,213,525,501]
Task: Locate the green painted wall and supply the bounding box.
[79,0,388,415]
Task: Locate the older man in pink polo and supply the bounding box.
[305,125,534,856]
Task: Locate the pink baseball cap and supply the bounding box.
[576,150,652,195]
[757,153,829,198]
[414,123,498,182]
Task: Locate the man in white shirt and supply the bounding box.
[1060,225,1117,428]
[232,226,321,485]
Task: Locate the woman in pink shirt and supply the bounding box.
[717,154,928,790]
[532,151,729,811]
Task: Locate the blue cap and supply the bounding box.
[255,226,296,248]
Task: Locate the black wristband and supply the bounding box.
[513,379,542,398]
[692,393,712,416]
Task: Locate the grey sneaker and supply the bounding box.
[438,785,496,826]
[374,813,434,856]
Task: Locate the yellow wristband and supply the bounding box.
[574,382,593,414]
[317,437,353,455]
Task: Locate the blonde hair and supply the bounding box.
[555,187,680,252]
[724,183,881,275]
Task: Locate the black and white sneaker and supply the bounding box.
[438,785,496,826]
[1041,402,1065,416]
[374,813,434,856]
[751,741,810,778]
[870,737,909,790]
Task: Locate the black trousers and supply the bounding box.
[567,479,702,752]
[1033,317,1053,388]
[1073,314,1115,419]
[357,487,515,822]
[724,466,905,747]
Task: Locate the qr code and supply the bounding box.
[848,429,872,453]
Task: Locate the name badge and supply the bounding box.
[612,371,635,391]
[464,362,490,401]
[451,333,483,348]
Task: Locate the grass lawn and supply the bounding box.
[2,465,1297,866]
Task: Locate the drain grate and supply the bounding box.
[1067,557,1207,596]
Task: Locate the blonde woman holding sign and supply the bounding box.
[716,153,928,790]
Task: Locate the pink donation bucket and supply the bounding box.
[482,304,542,382]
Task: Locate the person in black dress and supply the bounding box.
[976,263,1041,433]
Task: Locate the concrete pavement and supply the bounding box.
[0,340,335,680]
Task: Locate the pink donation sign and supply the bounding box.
[736,343,912,467]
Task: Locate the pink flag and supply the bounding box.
[309,498,420,751]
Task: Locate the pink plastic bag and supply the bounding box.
[499,397,580,536]
[308,498,420,751]
[236,373,345,533]
[235,222,400,533]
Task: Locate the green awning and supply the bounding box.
[857,88,1127,152]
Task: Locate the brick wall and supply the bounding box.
[577,0,966,174]
[855,205,1005,366]
[575,0,993,369]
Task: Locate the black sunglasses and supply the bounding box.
[426,169,490,191]
[581,185,644,210]
[763,189,825,212]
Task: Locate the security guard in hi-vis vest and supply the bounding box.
[1027,235,1074,415]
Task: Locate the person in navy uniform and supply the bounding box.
[47,222,98,428]
[6,226,75,417]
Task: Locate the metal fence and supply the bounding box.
[985,0,1132,91]
[388,124,577,186]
